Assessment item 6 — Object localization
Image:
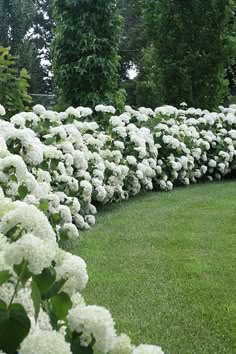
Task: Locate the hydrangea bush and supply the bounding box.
[0,101,236,353]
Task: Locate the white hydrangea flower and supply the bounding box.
[4,234,57,275]
[0,104,6,116]
[10,114,26,128]
[20,330,72,354]
[55,251,88,295]
[208,159,217,168]
[114,140,125,150]
[33,104,46,115]
[110,334,134,354]
[68,305,116,353]
[77,107,93,117]
[62,223,79,239]
[0,233,8,251]
[0,204,56,242]
[71,292,86,308]
[95,104,116,114]
[0,155,38,192]
[126,156,137,165]
[74,213,85,228]
[85,215,95,226]
[132,344,164,354]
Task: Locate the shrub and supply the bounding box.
[0,101,236,353]
[0,47,32,117]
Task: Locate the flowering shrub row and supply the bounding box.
[0,102,236,353]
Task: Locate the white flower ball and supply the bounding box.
[132,344,164,354]
[4,234,57,275]
[55,251,88,295]
[33,104,46,116]
[68,305,116,353]
[110,334,134,354]
[20,330,72,354]
[208,159,217,168]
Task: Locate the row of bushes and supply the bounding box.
[0,102,236,353]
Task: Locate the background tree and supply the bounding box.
[32,0,54,94]
[0,0,35,62]
[53,0,124,109]
[0,47,32,116]
[143,0,236,110]
[117,0,159,108]
[0,0,53,95]
[118,0,144,79]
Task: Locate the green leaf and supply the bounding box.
[44,120,51,129]
[50,212,62,229]
[18,185,29,200]
[33,267,56,295]
[5,225,19,239]
[43,279,67,300]
[31,280,41,321]
[59,228,69,241]
[0,303,30,353]
[50,159,59,170]
[40,160,48,171]
[0,270,11,286]
[52,212,61,222]
[50,292,72,321]
[13,261,32,286]
[45,137,56,145]
[71,334,94,354]
[10,174,17,182]
[39,198,49,213]
[42,299,58,330]
[0,300,7,310]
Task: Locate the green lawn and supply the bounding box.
[68,181,236,354]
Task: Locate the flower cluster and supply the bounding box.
[0,103,167,353]
[1,103,235,242]
[0,191,163,354]
[0,101,236,353]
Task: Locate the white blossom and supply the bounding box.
[68,305,116,353]
[20,330,72,354]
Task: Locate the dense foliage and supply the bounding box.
[53,0,125,109]
[118,0,144,80]
[31,0,54,94]
[0,100,236,352]
[0,0,53,95]
[143,0,236,110]
[0,47,32,116]
[0,0,35,60]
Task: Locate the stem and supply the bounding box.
[9,260,27,307]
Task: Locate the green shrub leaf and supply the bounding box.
[33,267,56,295]
[0,303,30,353]
[31,280,41,321]
[50,292,72,321]
[0,270,11,286]
[18,185,29,200]
[43,279,67,300]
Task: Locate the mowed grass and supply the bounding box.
[68,181,236,354]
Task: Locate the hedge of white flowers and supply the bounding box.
[0,101,236,353]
